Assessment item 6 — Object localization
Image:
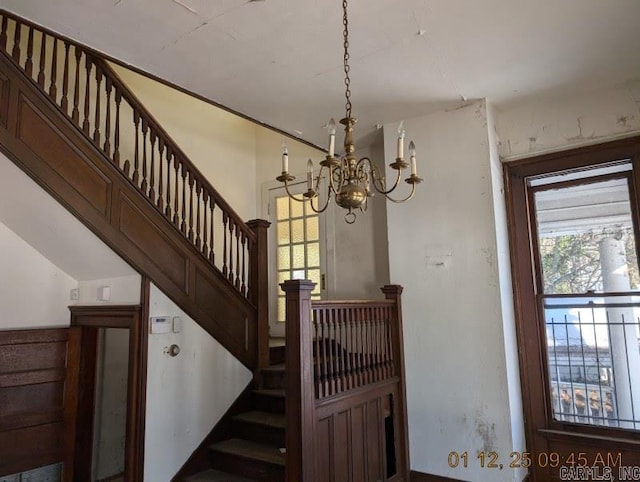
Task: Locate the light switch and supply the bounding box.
[172,317,183,333]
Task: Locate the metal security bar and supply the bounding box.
[544,293,640,430]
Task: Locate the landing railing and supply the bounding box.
[0,11,257,301]
[282,280,410,482]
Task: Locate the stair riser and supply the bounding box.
[233,421,285,447]
[269,346,285,365]
[253,394,285,413]
[260,370,286,390]
[209,451,284,481]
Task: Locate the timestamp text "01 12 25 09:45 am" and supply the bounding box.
[447,451,623,471]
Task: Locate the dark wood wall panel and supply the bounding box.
[0,328,78,477]
[0,50,257,368]
[119,195,188,290]
[16,95,111,216]
[315,382,398,482]
[0,72,8,128]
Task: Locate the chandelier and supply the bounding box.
[276,0,422,224]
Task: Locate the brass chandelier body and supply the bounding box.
[276,0,422,224]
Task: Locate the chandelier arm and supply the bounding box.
[283,179,312,203]
[366,158,404,196]
[308,191,332,214]
[383,182,417,204]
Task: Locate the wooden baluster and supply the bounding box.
[222,213,229,277]
[149,129,156,202]
[157,139,165,211]
[228,220,235,283]
[140,119,148,194]
[165,147,172,218]
[112,90,122,168]
[360,309,367,384]
[385,308,394,377]
[344,309,353,390]
[61,42,70,113]
[132,110,140,185]
[324,310,333,396]
[333,309,341,394]
[241,232,246,295]
[149,128,156,204]
[180,163,187,234]
[25,26,34,76]
[202,189,209,258]
[103,77,112,157]
[366,308,373,383]
[338,309,346,390]
[0,16,8,51]
[82,54,92,134]
[93,64,102,144]
[235,225,241,289]
[209,199,215,264]
[49,39,58,101]
[314,311,321,398]
[72,46,81,123]
[195,180,201,249]
[373,307,380,382]
[173,157,180,227]
[318,309,329,397]
[12,20,21,62]
[188,172,194,242]
[37,32,46,87]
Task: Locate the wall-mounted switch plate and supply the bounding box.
[70,288,79,300]
[172,317,183,333]
[97,286,111,301]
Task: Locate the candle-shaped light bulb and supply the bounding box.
[409,141,417,176]
[306,158,313,190]
[328,118,336,157]
[397,121,406,159]
[282,140,289,173]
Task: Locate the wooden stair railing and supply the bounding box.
[282,280,411,482]
[0,11,270,369]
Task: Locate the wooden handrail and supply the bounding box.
[0,10,260,302]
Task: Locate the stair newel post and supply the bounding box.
[381,284,410,476]
[247,219,270,370]
[282,279,317,482]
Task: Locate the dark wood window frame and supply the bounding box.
[69,280,149,482]
[504,136,640,481]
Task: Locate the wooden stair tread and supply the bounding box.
[253,388,286,398]
[210,438,285,467]
[185,469,257,481]
[261,364,285,372]
[233,411,285,429]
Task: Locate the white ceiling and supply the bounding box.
[1,0,639,148]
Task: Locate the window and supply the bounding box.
[266,182,327,338]
[505,137,640,479]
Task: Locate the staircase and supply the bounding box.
[185,345,287,482]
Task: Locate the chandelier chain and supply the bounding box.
[342,0,352,119]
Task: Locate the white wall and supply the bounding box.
[144,283,252,482]
[384,100,523,481]
[0,221,77,329]
[72,275,141,306]
[497,80,640,160]
[110,63,259,221]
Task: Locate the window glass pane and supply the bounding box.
[277,221,290,245]
[277,246,290,270]
[278,271,289,286]
[307,242,320,267]
[535,179,640,295]
[306,217,319,241]
[308,268,321,294]
[276,196,289,220]
[292,244,305,269]
[291,200,304,218]
[291,219,304,244]
[278,296,285,323]
[292,269,305,280]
